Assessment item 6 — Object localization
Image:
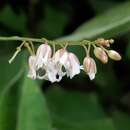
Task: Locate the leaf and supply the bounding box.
[0,6,27,34]
[0,77,22,130]
[89,0,117,13]
[0,52,25,130]
[46,87,116,130]
[59,2,130,41]
[38,5,69,39]
[17,77,52,130]
[125,37,130,60]
[112,110,130,130]
[94,63,123,96]
[0,53,25,96]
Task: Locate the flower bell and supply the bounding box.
[53,49,68,65]
[24,38,121,83]
[83,57,97,80]
[35,43,52,70]
[108,50,121,61]
[37,59,65,83]
[94,47,108,64]
[64,53,80,79]
[27,56,37,79]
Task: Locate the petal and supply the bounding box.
[53,49,68,65]
[42,59,64,83]
[35,44,52,69]
[65,53,80,79]
[83,57,97,80]
[27,56,36,79]
[88,72,95,80]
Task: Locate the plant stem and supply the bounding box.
[0,36,92,46]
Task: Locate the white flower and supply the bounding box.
[27,47,80,82]
[35,43,52,70]
[37,59,65,83]
[65,53,80,79]
[83,57,97,80]
[53,49,68,65]
[27,55,37,79]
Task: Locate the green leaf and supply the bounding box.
[0,52,25,130]
[89,0,117,13]
[46,87,116,130]
[0,53,24,96]
[59,2,130,41]
[125,37,130,60]
[38,5,69,39]
[17,77,52,130]
[0,6,27,34]
[112,110,130,130]
[0,77,22,130]
[94,63,123,96]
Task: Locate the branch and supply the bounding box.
[0,36,88,46]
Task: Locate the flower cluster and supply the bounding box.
[27,38,121,83]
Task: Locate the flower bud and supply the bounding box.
[94,47,108,64]
[108,50,121,61]
[35,43,52,69]
[109,39,114,44]
[96,38,110,47]
[83,57,97,80]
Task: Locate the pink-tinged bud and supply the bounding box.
[94,47,108,64]
[53,49,68,65]
[35,43,52,69]
[83,57,97,80]
[65,53,80,79]
[96,38,110,47]
[27,56,36,79]
[108,50,121,61]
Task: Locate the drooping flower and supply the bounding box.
[94,47,108,64]
[37,58,65,83]
[53,49,68,65]
[83,57,97,80]
[35,43,52,70]
[64,53,80,79]
[36,49,68,82]
[27,55,37,79]
[108,50,121,61]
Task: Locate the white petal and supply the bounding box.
[53,49,68,65]
[27,56,36,79]
[42,59,64,83]
[65,53,80,78]
[59,51,68,65]
[83,57,97,80]
[88,72,95,80]
[35,44,52,69]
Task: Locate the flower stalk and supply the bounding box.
[0,36,92,46]
[0,36,122,82]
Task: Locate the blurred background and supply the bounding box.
[0,0,130,130]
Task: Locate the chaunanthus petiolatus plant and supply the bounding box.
[1,36,121,83]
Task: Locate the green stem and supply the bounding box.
[0,36,92,46]
[87,43,91,56]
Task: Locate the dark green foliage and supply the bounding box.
[0,0,130,130]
